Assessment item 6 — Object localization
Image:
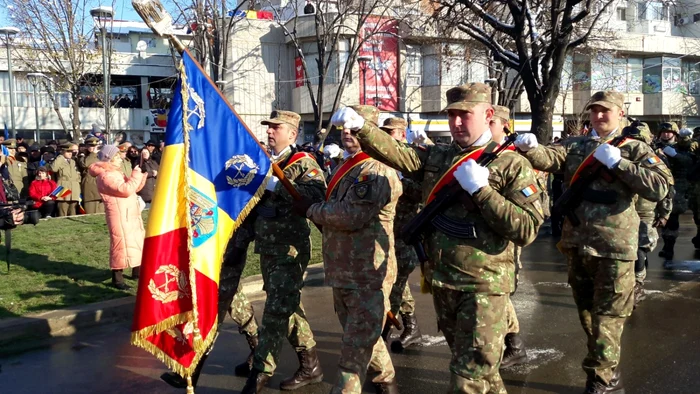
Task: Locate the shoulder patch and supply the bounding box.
[520,184,538,197]
[306,168,320,178]
[647,156,661,165]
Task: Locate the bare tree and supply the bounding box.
[433,0,618,142]
[2,0,110,137]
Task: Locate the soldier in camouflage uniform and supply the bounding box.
[490,105,529,369]
[161,221,259,389]
[335,85,545,393]
[515,91,672,393]
[301,105,402,394]
[654,122,692,261]
[627,122,673,306]
[690,127,700,248]
[379,116,424,353]
[77,137,104,214]
[242,110,327,394]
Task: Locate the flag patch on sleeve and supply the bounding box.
[355,175,369,183]
[647,156,661,164]
[306,169,320,178]
[520,184,538,197]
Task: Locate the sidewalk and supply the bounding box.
[0,262,325,356]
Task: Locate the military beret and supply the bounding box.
[443,83,492,112]
[586,91,625,111]
[261,110,301,130]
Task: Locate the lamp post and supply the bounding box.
[27,72,48,143]
[624,101,631,119]
[0,27,20,138]
[357,55,372,105]
[90,6,114,143]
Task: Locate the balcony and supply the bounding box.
[643,92,700,116]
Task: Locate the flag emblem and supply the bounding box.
[225,154,259,187]
[306,169,319,178]
[647,156,661,164]
[520,184,537,197]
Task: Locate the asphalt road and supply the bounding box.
[2,217,700,394]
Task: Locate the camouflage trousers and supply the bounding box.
[331,283,395,394]
[564,249,634,385]
[253,253,316,376]
[389,251,418,316]
[661,213,680,240]
[636,219,658,284]
[505,297,519,335]
[218,264,257,336]
[432,288,508,394]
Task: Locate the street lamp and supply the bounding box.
[90,6,114,143]
[27,72,48,143]
[357,55,372,105]
[0,27,20,138]
[624,101,631,118]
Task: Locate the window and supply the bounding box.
[683,60,700,95]
[617,7,626,21]
[643,57,662,93]
[423,54,439,86]
[441,44,468,86]
[663,57,682,92]
[572,54,591,91]
[591,54,643,93]
[300,42,347,86]
[405,45,421,86]
[638,2,667,21]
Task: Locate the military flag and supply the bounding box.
[131,50,271,379]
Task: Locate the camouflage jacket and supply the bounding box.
[307,153,401,290]
[77,152,101,201]
[523,133,672,260]
[394,176,422,261]
[254,147,326,256]
[356,124,544,294]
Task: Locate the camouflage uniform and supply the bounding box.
[251,111,327,379]
[307,106,401,393]
[520,91,672,385]
[77,138,104,214]
[355,85,545,393]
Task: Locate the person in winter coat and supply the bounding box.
[88,144,147,290]
[28,167,57,218]
[137,148,158,204]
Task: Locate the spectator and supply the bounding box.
[137,148,158,204]
[87,123,108,145]
[126,146,140,168]
[145,140,161,164]
[117,143,133,175]
[28,166,57,218]
[47,140,58,151]
[88,144,146,290]
[29,145,41,163]
[2,139,29,199]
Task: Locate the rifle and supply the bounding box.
[552,121,639,226]
[401,133,518,263]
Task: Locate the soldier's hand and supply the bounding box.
[330,107,364,131]
[662,146,677,157]
[653,217,668,228]
[514,134,538,152]
[593,144,621,169]
[292,196,314,218]
[454,159,489,195]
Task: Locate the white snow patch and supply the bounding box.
[534,282,571,288]
[503,347,565,374]
[419,335,447,347]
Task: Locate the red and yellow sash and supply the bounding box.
[569,138,634,184]
[283,151,315,170]
[325,152,370,200]
[425,145,515,204]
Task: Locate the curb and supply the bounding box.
[0,263,325,357]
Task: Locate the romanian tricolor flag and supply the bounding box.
[131,51,271,381]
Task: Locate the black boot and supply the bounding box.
[500,333,528,368]
[131,266,140,279]
[658,237,675,260]
[241,369,270,394]
[391,313,422,353]
[234,333,258,377]
[693,234,700,249]
[160,353,209,389]
[633,281,645,309]
[381,320,393,341]
[583,370,624,394]
[111,270,130,290]
[373,378,400,394]
[279,347,324,390]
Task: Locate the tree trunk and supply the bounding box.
[71,89,81,141]
[529,96,554,144]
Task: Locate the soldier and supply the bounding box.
[242,110,326,394]
[118,143,133,175]
[77,137,104,214]
[628,122,673,306]
[379,116,423,353]
[2,139,28,199]
[690,127,700,248]
[654,122,692,261]
[160,223,259,389]
[515,91,671,393]
[50,143,82,216]
[333,85,544,393]
[297,105,401,394]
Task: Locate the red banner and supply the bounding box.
[295,57,304,88]
[359,17,399,111]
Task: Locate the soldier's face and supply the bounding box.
[589,105,623,135]
[386,128,407,143]
[266,123,296,154]
[659,131,676,142]
[489,118,506,143]
[448,104,493,147]
[341,128,360,153]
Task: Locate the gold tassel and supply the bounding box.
[186,376,194,394]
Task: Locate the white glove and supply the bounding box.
[454,159,490,195]
[514,134,538,152]
[324,143,341,158]
[662,146,677,157]
[266,176,279,192]
[330,107,365,131]
[593,144,622,169]
[680,128,693,138]
[410,129,428,144]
